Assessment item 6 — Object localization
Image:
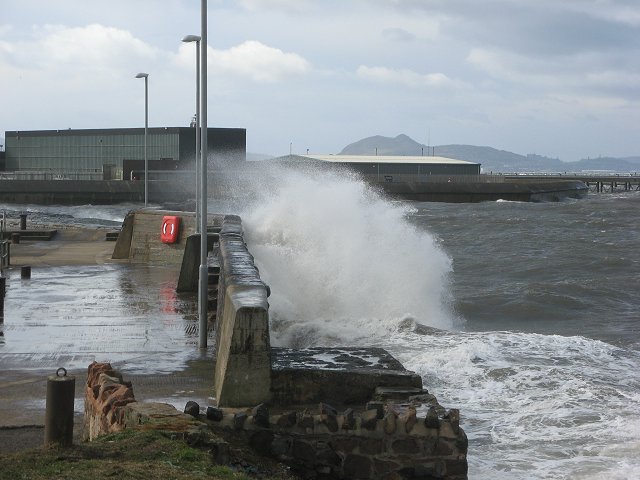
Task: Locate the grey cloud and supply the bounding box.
[381,27,416,42]
[380,0,640,57]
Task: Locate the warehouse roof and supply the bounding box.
[280,154,479,166]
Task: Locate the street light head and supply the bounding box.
[135,72,149,79]
[182,34,201,43]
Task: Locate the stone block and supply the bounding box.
[342,409,356,431]
[445,408,460,434]
[455,428,468,453]
[233,412,248,430]
[408,420,437,438]
[438,420,457,439]
[330,437,359,454]
[276,411,298,428]
[249,430,274,455]
[435,438,454,456]
[184,400,200,417]
[343,454,374,479]
[206,406,224,422]
[251,403,270,428]
[445,458,468,477]
[316,442,341,467]
[319,402,338,416]
[419,433,439,456]
[210,441,230,465]
[293,439,316,464]
[366,401,384,419]
[401,406,417,433]
[414,462,445,478]
[373,458,401,476]
[271,436,292,457]
[424,406,440,429]
[360,438,384,455]
[383,410,398,435]
[320,413,339,433]
[123,402,199,433]
[392,437,420,455]
[361,409,379,431]
[299,414,315,431]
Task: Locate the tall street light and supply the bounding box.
[181,34,201,234]
[135,72,149,206]
[198,0,209,349]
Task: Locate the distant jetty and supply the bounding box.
[3,170,639,206]
[378,177,589,203]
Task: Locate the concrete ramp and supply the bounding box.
[112,209,222,265]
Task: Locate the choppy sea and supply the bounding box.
[2,169,639,479]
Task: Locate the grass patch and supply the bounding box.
[0,430,256,480]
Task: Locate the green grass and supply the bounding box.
[0,430,256,480]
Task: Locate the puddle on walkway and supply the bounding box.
[0,263,215,375]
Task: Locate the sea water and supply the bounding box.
[3,170,639,479]
[238,168,640,480]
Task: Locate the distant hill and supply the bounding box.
[339,134,639,173]
[340,134,426,156]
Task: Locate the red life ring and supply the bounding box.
[161,216,180,243]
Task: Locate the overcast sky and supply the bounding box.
[1,0,639,160]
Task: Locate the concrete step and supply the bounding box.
[373,386,425,402]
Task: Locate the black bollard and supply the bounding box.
[44,367,76,448]
[19,213,27,231]
[21,266,31,279]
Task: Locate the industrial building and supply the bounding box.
[273,154,481,183]
[2,127,246,180]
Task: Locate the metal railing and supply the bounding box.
[0,169,104,181]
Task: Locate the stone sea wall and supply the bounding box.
[83,362,467,479]
[205,402,467,479]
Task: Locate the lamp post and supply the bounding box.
[198,0,208,349]
[135,72,149,206]
[182,34,201,234]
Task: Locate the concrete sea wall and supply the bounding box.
[90,210,469,478]
[214,215,272,407]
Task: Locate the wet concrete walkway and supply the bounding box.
[0,230,216,434]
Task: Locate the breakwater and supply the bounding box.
[380,178,588,202]
[502,173,640,193]
[0,175,589,205]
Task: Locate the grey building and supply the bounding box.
[3,127,246,180]
[273,154,481,183]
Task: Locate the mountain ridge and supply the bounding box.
[338,134,640,173]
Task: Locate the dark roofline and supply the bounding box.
[5,127,245,137]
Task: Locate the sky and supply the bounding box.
[1,0,639,161]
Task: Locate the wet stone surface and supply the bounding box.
[271,347,408,372]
